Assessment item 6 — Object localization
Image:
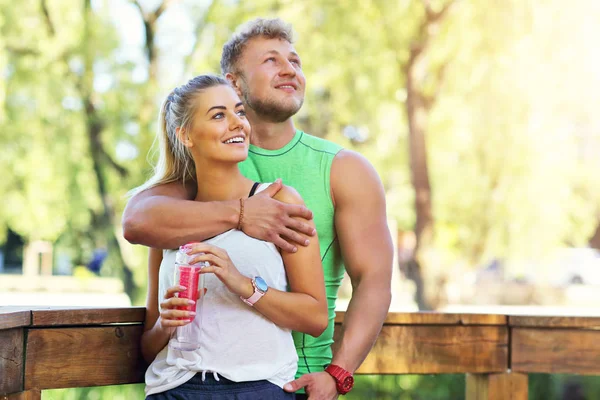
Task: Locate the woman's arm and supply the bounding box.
[140,248,197,363]
[186,186,328,337]
[259,186,328,336]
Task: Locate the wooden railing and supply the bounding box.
[1,307,599,399]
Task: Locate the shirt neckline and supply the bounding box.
[248,130,303,156]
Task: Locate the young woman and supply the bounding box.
[134,75,327,399]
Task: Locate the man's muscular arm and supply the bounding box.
[283,151,392,399]
[329,150,393,372]
[122,179,315,251]
[123,181,234,249]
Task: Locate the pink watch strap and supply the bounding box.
[241,290,264,306]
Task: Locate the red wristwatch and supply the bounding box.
[325,364,354,395]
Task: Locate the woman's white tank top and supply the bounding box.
[145,184,298,396]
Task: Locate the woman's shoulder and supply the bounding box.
[271,184,304,205]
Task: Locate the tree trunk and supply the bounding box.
[400,258,429,310]
[404,49,434,310]
[81,0,137,300]
[399,0,455,310]
[85,98,136,298]
[405,52,434,252]
[589,220,600,250]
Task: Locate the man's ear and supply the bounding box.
[226,72,243,97]
[176,127,193,148]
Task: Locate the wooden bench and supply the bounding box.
[1,307,599,399]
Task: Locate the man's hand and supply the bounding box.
[283,372,339,400]
[243,179,316,252]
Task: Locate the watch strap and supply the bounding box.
[325,364,354,394]
[241,290,264,306]
[240,278,265,306]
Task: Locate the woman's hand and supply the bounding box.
[158,285,197,334]
[183,243,252,298]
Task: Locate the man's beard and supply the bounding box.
[241,83,304,123]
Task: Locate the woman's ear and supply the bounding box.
[176,127,193,148]
[226,73,243,97]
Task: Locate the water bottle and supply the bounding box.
[168,248,207,351]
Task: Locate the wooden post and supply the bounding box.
[1,390,41,400]
[0,328,25,396]
[466,372,528,400]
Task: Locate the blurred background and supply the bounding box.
[2,0,600,398]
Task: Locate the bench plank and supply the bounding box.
[1,389,41,400]
[30,307,146,326]
[339,325,508,374]
[24,326,145,390]
[512,327,600,375]
[335,312,506,326]
[2,306,600,395]
[0,310,31,330]
[509,316,600,329]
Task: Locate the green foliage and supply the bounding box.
[529,374,600,400]
[349,375,465,400]
[42,383,144,400]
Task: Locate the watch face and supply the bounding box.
[254,276,268,293]
[341,376,354,392]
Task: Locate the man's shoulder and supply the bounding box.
[297,131,344,155]
[330,149,383,204]
[330,149,376,173]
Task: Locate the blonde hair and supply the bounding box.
[130,74,229,197]
[221,17,295,75]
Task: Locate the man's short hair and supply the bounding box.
[221,18,295,75]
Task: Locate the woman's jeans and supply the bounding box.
[146,373,295,400]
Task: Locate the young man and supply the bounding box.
[123,18,393,399]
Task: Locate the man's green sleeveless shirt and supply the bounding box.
[239,130,344,377]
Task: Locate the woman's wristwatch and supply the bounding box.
[240,276,268,306]
[325,364,354,395]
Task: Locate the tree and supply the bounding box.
[3,0,600,309]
